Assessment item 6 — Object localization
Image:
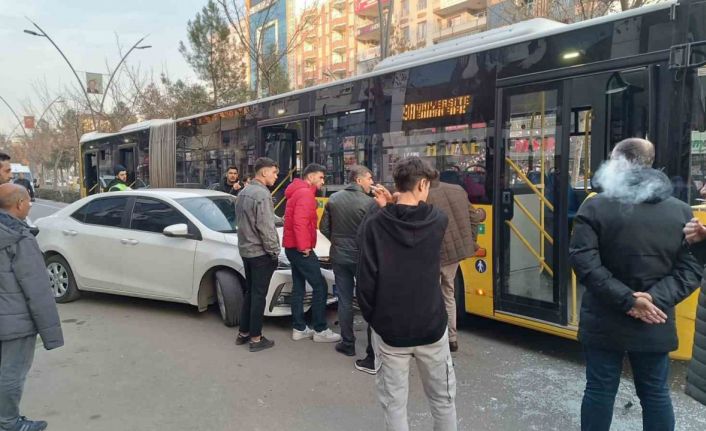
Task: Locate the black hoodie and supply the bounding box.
[356,202,449,347]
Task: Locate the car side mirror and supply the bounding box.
[163,223,190,238]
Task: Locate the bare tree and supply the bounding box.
[497,0,658,25]
[218,0,319,97]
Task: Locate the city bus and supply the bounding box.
[79,0,706,359]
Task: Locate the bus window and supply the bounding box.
[314,111,366,192]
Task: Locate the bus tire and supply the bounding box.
[215,270,243,327]
[454,270,472,328]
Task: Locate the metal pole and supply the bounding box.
[0,95,30,139]
[377,0,386,59]
[98,36,150,118]
[25,18,97,131]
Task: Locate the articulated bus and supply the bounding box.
[79,1,706,359]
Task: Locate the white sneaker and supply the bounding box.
[313,328,342,343]
[292,326,315,341]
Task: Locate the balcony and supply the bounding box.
[331,16,347,30]
[433,15,487,43]
[332,39,348,52]
[357,45,380,62]
[303,70,318,81]
[356,20,381,42]
[433,0,486,17]
[354,0,390,17]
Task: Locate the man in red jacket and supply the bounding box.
[283,164,341,343]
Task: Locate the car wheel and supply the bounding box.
[46,254,80,303]
[215,270,244,327]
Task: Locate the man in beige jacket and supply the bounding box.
[427,174,485,352]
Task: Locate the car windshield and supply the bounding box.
[176,196,237,233]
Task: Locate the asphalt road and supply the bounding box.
[19,200,706,431]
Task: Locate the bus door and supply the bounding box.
[118,144,138,188]
[83,150,100,195]
[259,120,306,214]
[495,67,652,325]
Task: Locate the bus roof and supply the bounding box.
[80,0,677,139]
[79,119,172,144]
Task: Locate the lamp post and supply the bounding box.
[24,18,150,132]
[0,94,30,140]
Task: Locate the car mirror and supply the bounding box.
[163,223,190,238]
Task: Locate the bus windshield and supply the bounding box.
[176,196,237,233]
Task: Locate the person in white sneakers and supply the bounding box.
[283,164,341,343]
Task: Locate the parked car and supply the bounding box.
[34,189,336,326]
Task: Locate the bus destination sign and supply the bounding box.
[402,95,472,121]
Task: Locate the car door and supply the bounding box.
[120,196,197,299]
[68,196,130,291]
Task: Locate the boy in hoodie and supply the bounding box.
[283,164,341,343]
[0,184,63,431]
[357,157,457,431]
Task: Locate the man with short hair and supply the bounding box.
[320,165,374,357]
[215,166,244,196]
[105,165,131,192]
[0,153,12,185]
[427,174,486,352]
[570,138,702,431]
[234,157,281,352]
[357,156,456,431]
[283,163,341,343]
[0,184,64,431]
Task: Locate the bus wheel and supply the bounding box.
[454,270,472,328]
[215,270,243,327]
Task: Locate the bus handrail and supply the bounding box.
[505,220,554,277]
[513,197,554,245]
[271,167,297,197]
[505,157,555,212]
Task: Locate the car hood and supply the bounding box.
[223,227,331,258]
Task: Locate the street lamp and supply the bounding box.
[24,18,151,132]
[0,94,30,140]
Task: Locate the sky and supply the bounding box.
[0,0,212,135]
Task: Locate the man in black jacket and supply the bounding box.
[214,166,244,196]
[569,138,702,431]
[357,157,456,431]
[320,165,374,359]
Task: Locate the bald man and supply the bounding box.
[0,184,63,431]
[0,153,12,185]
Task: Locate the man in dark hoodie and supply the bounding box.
[0,184,63,431]
[105,164,131,192]
[357,157,456,431]
[569,138,702,431]
[214,166,244,196]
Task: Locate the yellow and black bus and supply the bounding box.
[80,0,706,359]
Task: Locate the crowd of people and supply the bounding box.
[1,143,706,430]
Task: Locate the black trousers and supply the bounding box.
[240,254,277,338]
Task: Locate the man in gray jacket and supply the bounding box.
[0,184,63,431]
[320,166,374,359]
[234,157,280,352]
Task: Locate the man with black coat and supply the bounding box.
[320,165,374,359]
[214,166,244,196]
[357,156,456,431]
[569,138,702,431]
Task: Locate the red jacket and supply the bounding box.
[283,178,318,251]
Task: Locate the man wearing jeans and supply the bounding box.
[1,184,64,431]
[569,138,702,431]
[283,163,341,343]
[234,157,280,352]
[357,157,456,431]
[320,165,374,357]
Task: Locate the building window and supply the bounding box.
[417,0,427,10]
[332,51,346,64]
[401,0,409,16]
[417,21,427,43]
[402,26,410,43]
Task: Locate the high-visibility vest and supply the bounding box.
[109,183,131,192]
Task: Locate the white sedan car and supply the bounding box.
[34,189,336,326]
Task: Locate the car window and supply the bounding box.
[130,198,188,233]
[73,197,128,227]
[176,196,237,233]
